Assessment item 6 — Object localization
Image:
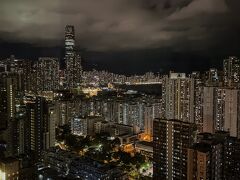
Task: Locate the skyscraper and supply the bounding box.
[25,97,55,161]
[203,87,240,138]
[223,56,240,86]
[36,57,59,91]
[22,60,32,92]
[2,76,18,157]
[143,105,154,141]
[64,25,82,89]
[190,72,204,132]
[162,72,194,123]
[65,25,75,64]
[153,118,196,180]
[0,86,8,130]
[203,86,215,134]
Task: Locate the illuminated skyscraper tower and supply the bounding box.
[64,25,82,88]
[65,25,75,60]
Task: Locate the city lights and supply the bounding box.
[0,4,239,178]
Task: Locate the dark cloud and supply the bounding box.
[0,0,239,52]
[0,0,240,74]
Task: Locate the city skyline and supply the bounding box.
[0,1,240,179]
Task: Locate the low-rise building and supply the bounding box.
[0,157,20,180]
[135,141,153,159]
[69,157,127,180]
[43,148,127,179]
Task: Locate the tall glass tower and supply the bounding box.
[65,25,75,60]
[64,25,82,89]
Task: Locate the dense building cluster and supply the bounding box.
[153,57,240,179]
[0,25,239,179]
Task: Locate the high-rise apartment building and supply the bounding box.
[223,56,240,86]
[71,116,88,136]
[71,116,103,136]
[203,87,215,134]
[36,57,59,91]
[0,87,8,130]
[153,118,196,180]
[187,133,223,180]
[25,97,55,161]
[190,72,204,132]
[203,87,240,138]
[143,105,154,141]
[54,99,72,126]
[205,68,220,86]
[162,72,194,123]
[223,136,240,179]
[22,60,32,92]
[2,77,18,157]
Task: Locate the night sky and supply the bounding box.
[0,0,240,74]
